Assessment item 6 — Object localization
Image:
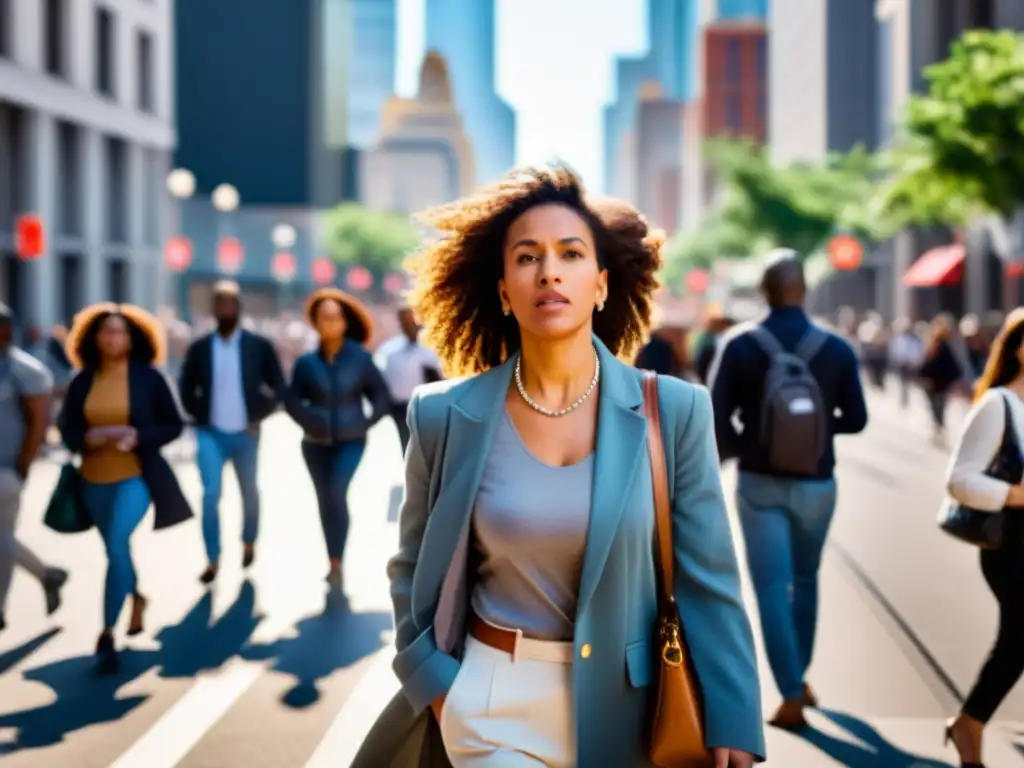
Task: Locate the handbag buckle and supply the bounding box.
[660,619,684,668]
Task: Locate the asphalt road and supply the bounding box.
[0,391,1021,767]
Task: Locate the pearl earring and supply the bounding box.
[502,303,511,316]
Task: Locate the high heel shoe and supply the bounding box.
[944,721,985,768]
[126,593,147,637]
[95,632,119,675]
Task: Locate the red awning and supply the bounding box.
[903,244,966,287]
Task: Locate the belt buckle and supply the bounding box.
[511,627,523,663]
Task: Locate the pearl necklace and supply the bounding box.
[514,348,600,417]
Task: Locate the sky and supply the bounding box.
[395,0,647,193]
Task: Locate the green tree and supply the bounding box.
[704,139,883,256]
[323,203,421,278]
[661,198,766,293]
[876,29,1024,227]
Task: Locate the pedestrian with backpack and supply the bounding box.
[707,250,868,730]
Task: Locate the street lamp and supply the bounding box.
[271,224,297,250]
[167,168,196,200]
[212,183,240,213]
[271,224,298,312]
[165,168,197,318]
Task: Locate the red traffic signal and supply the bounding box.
[312,257,337,285]
[16,214,45,260]
[346,265,372,291]
[164,236,193,272]
[272,252,296,283]
[217,237,244,274]
[828,235,862,271]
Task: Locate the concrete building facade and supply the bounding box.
[0,0,176,327]
[360,53,473,214]
[769,0,878,165]
[701,22,767,143]
[633,84,683,233]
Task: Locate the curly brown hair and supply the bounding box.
[406,165,663,377]
[65,302,166,370]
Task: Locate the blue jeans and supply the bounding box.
[196,427,260,564]
[82,476,151,628]
[301,440,366,560]
[736,471,837,701]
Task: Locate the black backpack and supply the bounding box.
[750,326,829,476]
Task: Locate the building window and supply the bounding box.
[137,31,154,112]
[0,0,9,57]
[59,254,82,325]
[95,7,116,97]
[968,0,993,28]
[44,0,66,77]
[726,39,743,85]
[104,137,127,243]
[725,92,743,132]
[754,36,766,81]
[57,122,80,237]
[106,259,128,303]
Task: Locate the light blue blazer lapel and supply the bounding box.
[576,339,647,613]
[411,359,514,626]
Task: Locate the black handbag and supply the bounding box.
[938,392,1023,549]
[43,461,93,534]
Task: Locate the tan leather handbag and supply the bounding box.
[642,372,713,768]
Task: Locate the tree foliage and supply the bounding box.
[878,30,1024,225]
[323,203,421,276]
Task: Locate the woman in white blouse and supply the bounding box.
[945,307,1024,768]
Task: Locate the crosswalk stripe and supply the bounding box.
[110,613,296,768]
[110,660,264,768]
[305,646,397,768]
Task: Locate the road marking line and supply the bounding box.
[110,660,263,768]
[111,614,294,768]
[304,646,397,768]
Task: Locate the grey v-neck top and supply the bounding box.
[470,410,594,642]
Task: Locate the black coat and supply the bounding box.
[59,363,193,530]
[178,330,286,427]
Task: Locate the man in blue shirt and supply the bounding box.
[708,250,867,729]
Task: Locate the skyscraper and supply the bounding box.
[425,0,516,184]
[717,0,769,20]
[348,0,398,149]
[603,0,699,197]
[175,0,355,207]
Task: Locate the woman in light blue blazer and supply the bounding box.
[353,165,764,767]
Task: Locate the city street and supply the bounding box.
[1,392,1023,767]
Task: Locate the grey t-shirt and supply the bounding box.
[0,347,54,469]
[470,410,594,642]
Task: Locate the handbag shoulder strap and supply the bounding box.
[642,371,674,604]
[998,390,1022,457]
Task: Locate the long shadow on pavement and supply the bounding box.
[790,709,955,767]
[0,628,62,676]
[242,591,392,709]
[0,581,261,755]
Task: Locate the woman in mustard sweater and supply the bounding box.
[60,303,192,673]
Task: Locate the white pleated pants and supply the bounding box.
[440,634,576,767]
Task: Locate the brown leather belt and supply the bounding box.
[468,613,518,654]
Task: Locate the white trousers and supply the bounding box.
[440,634,576,767]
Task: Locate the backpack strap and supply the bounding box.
[750,326,785,358]
[794,326,829,363]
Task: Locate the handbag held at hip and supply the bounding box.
[642,372,712,768]
[938,391,1023,549]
